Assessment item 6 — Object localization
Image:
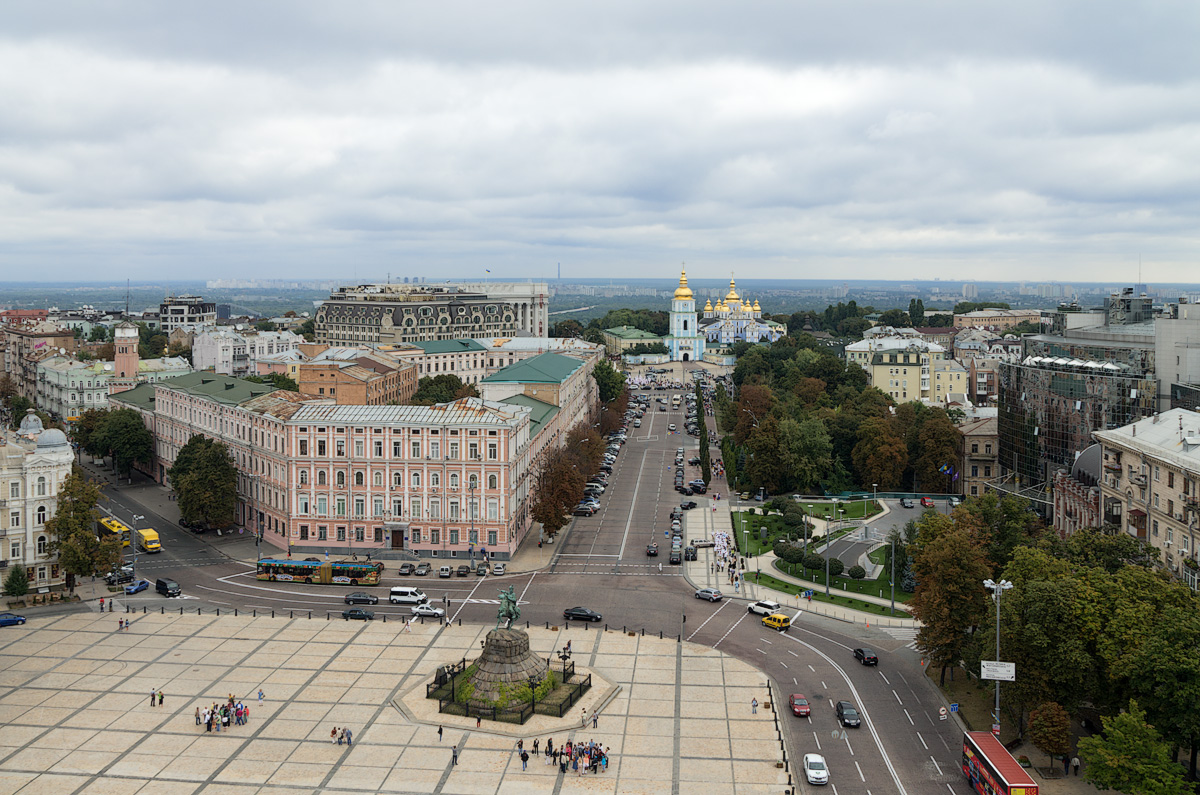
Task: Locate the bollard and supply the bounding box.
[197,607,200,615]
[382,614,386,623]
[216,609,219,617]
[326,612,329,620]
[458,618,461,626]
[234,609,238,617]
[290,611,293,619]
[143,606,146,614]
[605,624,608,632]
[677,634,681,643]
[272,610,275,618]
[308,611,311,619]
[526,621,529,629]
[160,606,163,614]
[641,628,644,636]
[179,607,183,615]
[545,622,549,629]
[659,630,662,639]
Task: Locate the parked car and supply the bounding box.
[344,592,379,605]
[342,608,375,621]
[646,543,659,557]
[411,603,446,618]
[668,551,682,565]
[397,563,415,576]
[438,566,452,578]
[899,498,915,509]
[563,606,602,622]
[456,565,471,577]
[803,753,829,785]
[853,648,878,666]
[0,612,27,627]
[680,501,698,510]
[124,579,150,595]
[835,700,861,728]
[748,600,782,616]
[573,505,596,516]
[920,496,934,508]
[695,588,723,602]
[492,563,506,576]
[789,694,810,717]
[414,562,431,576]
[105,566,135,585]
[949,496,961,508]
[476,563,489,576]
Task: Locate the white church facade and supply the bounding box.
[664,269,706,362]
[698,278,787,347]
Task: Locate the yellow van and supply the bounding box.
[762,613,791,632]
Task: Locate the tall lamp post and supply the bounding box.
[130,514,144,579]
[983,578,1013,736]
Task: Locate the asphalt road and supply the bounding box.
[98,375,975,794]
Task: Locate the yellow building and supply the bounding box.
[845,337,967,403]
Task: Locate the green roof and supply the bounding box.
[500,394,559,437]
[108,383,157,410]
[150,372,277,406]
[480,352,583,384]
[604,325,661,340]
[411,339,487,355]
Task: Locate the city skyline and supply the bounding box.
[3,2,1198,282]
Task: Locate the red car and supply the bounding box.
[920,496,934,508]
[789,694,810,717]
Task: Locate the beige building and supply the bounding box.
[1094,408,1200,590]
[845,336,967,403]
[952,309,1042,331]
[3,322,76,402]
[958,417,999,498]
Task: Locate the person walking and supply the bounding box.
[451,745,458,765]
[533,738,539,755]
[1072,756,1080,776]
[194,707,201,726]
[331,727,338,744]
[158,690,164,707]
[150,689,156,707]
[592,711,598,729]
[258,689,264,704]
[345,728,352,747]
[437,725,443,742]
[520,750,528,771]
[751,698,758,714]
[337,728,344,745]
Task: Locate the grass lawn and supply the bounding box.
[745,570,906,616]
[926,664,1022,747]
[770,559,913,604]
[801,500,882,521]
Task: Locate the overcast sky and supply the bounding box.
[3,1,1198,284]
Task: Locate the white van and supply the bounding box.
[389,586,428,605]
[438,565,452,578]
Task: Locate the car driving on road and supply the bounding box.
[563,606,602,622]
[835,700,861,727]
[853,648,878,666]
[899,498,915,508]
[411,603,446,618]
[124,579,150,595]
[344,592,378,605]
[788,694,810,717]
[694,588,723,602]
[0,612,27,627]
[646,543,658,556]
[747,600,782,616]
[803,753,829,785]
[342,608,375,621]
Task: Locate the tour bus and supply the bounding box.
[256,558,384,586]
[98,517,131,548]
[962,731,1038,795]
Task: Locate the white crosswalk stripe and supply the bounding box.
[882,627,920,650]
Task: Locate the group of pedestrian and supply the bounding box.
[330,726,354,746]
[149,689,163,707]
[116,618,130,631]
[198,695,249,733]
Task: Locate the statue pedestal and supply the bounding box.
[470,628,549,704]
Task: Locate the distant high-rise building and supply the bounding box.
[160,295,217,333]
[962,284,978,299]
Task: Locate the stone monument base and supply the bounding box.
[470,628,549,704]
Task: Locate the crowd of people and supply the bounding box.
[530,737,610,775]
[197,694,250,733]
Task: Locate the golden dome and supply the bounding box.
[753,299,761,311]
[673,268,694,300]
[704,299,713,311]
[724,278,740,302]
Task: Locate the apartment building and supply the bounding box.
[3,322,76,402]
[958,417,999,498]
[845,336,967,403]
[192,328,304,377]
[294,350,418,405]
[159,295,217,334]
[0,412,75,591]
[1094,408,1200,590]
[953,309,1042,331]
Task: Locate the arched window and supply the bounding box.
[431,472,440,487]
[373,472,383,487]
[36,477,46,497]
[488,474,497,490]
[37,535,47,555]
[336,471,346,487]
[468,474,478,490]
[35,507,47,526]
[411,472,421,487]
[449,473,459,488]
[299,470,309,485]
[354,472,364,486]
[393,472,403,487]
[317,470,327,486]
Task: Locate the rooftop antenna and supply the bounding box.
[125,279,130,316]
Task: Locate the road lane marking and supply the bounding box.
[617,448,652,559]
[711,612,747,649]
[855,761,865,781]
[780,663,788,670]
[685,599,731,641]
[931,757,942,776]
[893,689,903,705]
[787,650,798,657]
[903,709,914,725]
[778,633,909,795]
[917,732,928,750]
[808,665,816,672]
[821,681,827,690]
[845,735,855,755]
[878,671,891,685]
[813,733,821,751]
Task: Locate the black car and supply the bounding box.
[563,606,602,622]
[456,565,471,577]
[344,592,379,605]
[684,546,697,561]
[900,498,915,509]
[836,700,862,728]
[690,485,706,494]
[104,567,135,585]
[397,563,415,576]
[342,608,375,621]
[646,544,659,556]
[669,551,682,565]
[680,501,698,510]
[688,457,701,465]
[853,648,878,666]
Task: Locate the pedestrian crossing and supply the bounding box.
[881,626,920,650]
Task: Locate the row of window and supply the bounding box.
[296,495,501,522]
[297,438,500,460]
[297,470,498,489]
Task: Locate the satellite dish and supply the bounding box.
[59,348,66,354]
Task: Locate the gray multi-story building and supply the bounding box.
[159,295,217,334]
[314,282,548,346]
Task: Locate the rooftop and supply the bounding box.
[603,326,661,340]
[1094,409,1200,471]
[408,339,488,355]
[153,372,278,406]
[480,352,584,384]
[287,396,528,427]
[499,394,559,437]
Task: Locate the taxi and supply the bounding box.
[762,613,791,631]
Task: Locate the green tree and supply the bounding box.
[410,374,468,405]
[1078,701,1190,795]
[959,492,1044,571]
[298,318,316,341]
[551,319,584,338]
[1057,526,1158,572]
[878,308,911,327]
[913,409,960,493]
[244,372,299,392]
[531,447,585,538]
[852,417,908,490]
[6,396,33,429]
[827,557,845,577]
[72,408,110,458]
[909,527,990,684]
[1028,702,1071,770]
[168,436,239,530]
[87,325,110,342]
[45,472,121,591]
[592,360,626,404]
[909,299,925,326]
[94,408,154,479]
[2,566,29,597]
[254,320,277,332]
[847,564,866,579]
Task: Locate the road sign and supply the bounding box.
[981,661,1016,681]
[992,723,1001,737]
[950,703,959,713]
[939,707,947,720]
[802,589,814,599]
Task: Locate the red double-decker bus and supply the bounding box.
[962,731,1039,795]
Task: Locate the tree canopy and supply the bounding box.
[168,436,239,530]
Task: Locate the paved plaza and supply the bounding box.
[0,612,790,795]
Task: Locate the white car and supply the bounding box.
[747,600,783,616]
[411,603,446,618]
[492,563,506,576]
[803,753,829,785]
[668,424,677,431]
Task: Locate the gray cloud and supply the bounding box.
[1,1,1198,282]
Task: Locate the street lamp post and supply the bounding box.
[872,483,878,516]
[130,514,144,579]
[983,578,1014,736]
[889,537,896,616]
